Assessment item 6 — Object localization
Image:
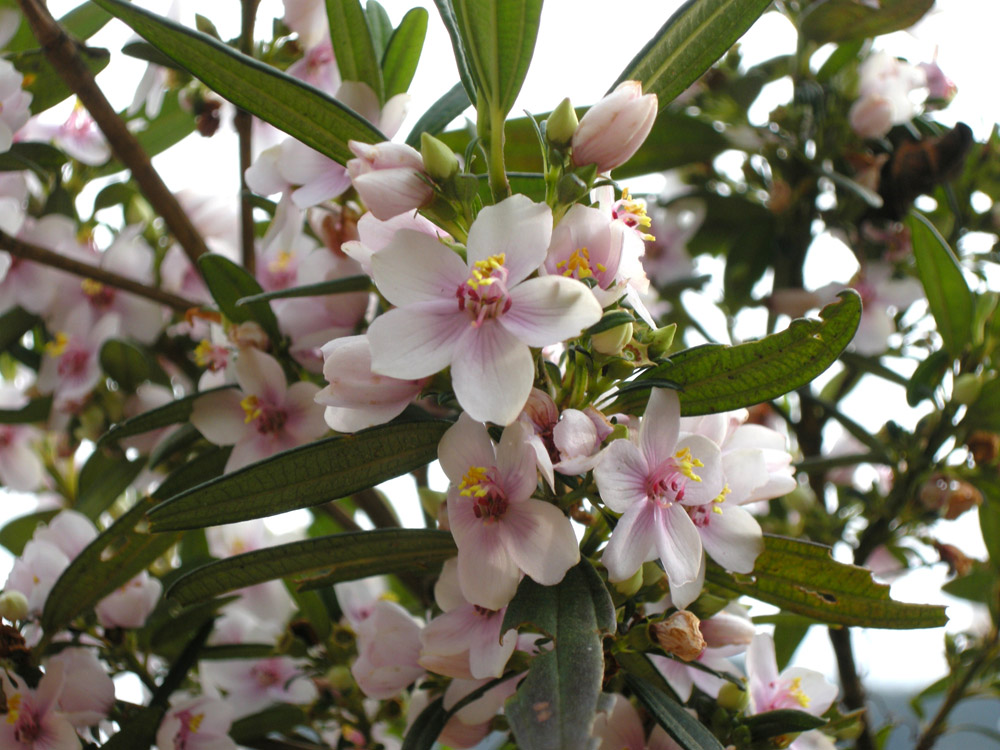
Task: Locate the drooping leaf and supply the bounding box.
[90,0,383,164]
[609,291,862,416]
[908,212,974,357]
[405,83,472,148]
[230,705,307,745]
[149,420,449,530]
[612,0,773,109]
[236,275,372,305]
[744,710,827,742]
[504,560,615,750]
[626,670,726,750]
[75,448,146,520]
[41,496,178,634]
[382,8,428,100]
[197,254,281,342]
[6,46,110,115]
[706,535,948,628]
[167,529,456,606]
[0,396,51,424]
[96,385,236,449]
[100,339,170,392]
[402,696,449,750]
[0,510,60,556]
[326,0,384,103]
[800,0,935,43]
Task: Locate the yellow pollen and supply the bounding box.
[45,331,70,356]
[194,339,215,366]
[81,278,105,296]
[788,677,810,708]
[6,693,21,724]
[466,253,506,290]
[618,188,656,242]
[713,485,731,504]
[189,712,205,733]
[268,249,294,273]
[556,247,594,279]
[674,447,704,482]
[240,395,262,423]
[459,466,490,498]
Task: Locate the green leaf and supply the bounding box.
[41,496,177,634]
[0,396,51,424]
[6,46,110,115]
[236,275,372,305]
[402,696,449,750]
[0,510,60,556]
[95,91,198,178]
[167,529,456,606]
[626,671,726,750]
[365,1,393,58]
[908,212,974,357]
[198,254,281,342]
[905,349,951,407]
[744,710,827,741]
[149,420,449,530]
[151,446,232,501]
[613,0,773,109]
[961,375,1000,433]
[75,448,146,520]
[610,291,862,416]
[706,535,948,628]
[96,386,236,449]
[382,7,428,100]
[504,560,615,750]
[0,307,37,353]
[432,0,479,105]
[100,706,167,750]
[771,618,811,671]
[0,142,69,176]
[4,3,113,52]
[976,480,1000,571]
[941,563,996,604]
[586,310,637,336]
[326,0,384,102]
[800,0,935,43]
[100,339,170,392]
[230,705,307,744]
[90,0,383,164]
[405,83,473,149]
[450,0,542,117]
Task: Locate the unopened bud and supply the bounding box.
[592,322,633,356]
[967,430,1000,465]
[613,566,644,597]
[230,321,269,350]
[0,590,29,622]
[699,611,755,649]
[420,133,459,181]
[943,480,983,520]
[952,373,982,405]
[646,323,677,360]
[650,610,705,662]
[546,97,578,147]
[716,681,748,711]
[934,541,974,577]
[325,665,355,692]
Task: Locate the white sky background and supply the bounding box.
[3,0,1000,695]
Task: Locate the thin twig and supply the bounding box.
[0,230,200,313]
[236,0,260,274]
[16,0,211,265]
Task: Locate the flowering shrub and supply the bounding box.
[1,1,999,749]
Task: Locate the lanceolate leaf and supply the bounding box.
[706,535,948,628]
[96,386,236,449]
[382,8,429,100]
[90,0,383,164]
[0,396,51,424]
[75,448,146,520]
[504,560,616,750]
[236,275,372,305]
[800,0,935,44]
[404,83,472,148]
[326,0,384,102]
[167,529,456,606]
[613,0,773,109]
[148,420,449,530]
[198,254,281,342]
[626,671,726,750]
[610,291,862,416]
[744,710,827,741]
[908,212,974,357]
[432,0,477,105]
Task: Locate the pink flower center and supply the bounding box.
[82,278,116,310]
[57,348,90,379]
[240,395,288,434]
[8,694,42,743]
[251,662,282,688]
[687,486,728,527]
[456,254,512,327]
[172,708,205,749]
[473,605,501,618]
[646,447,703,507]
[0,425,12,447]
[459,465,509,522]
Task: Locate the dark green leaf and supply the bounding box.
[814,40,865,83]
[6,46,110,115]
[908,212,974,357]
[626,671,726,750]
[744,710,827,741]
[613,0,773,108]
[121,39,181,68]
[90,0,383,164]
[4,3,111,52]
[706,535,948,628]
[167,529,456,606]
[402,696,448,750]
[0,396,51,424]
[75,448,146,520]
[151,446,232,501]
[100,339,170,391]
[236,275,372,305]
[198,254,281,342]
[432,0,478,105]
[800,0,935,43]
[771,618,812,671]
[230,705,306,744]
[97,386,236,449]
[0,307,36,353]
[906,349,951,407]
[326,0,384,102]
[405,82,472,149]
[0,510,60,556]
[366,1,393,58]
[148,423,201,467]
[93,181,138,212]
[41,496,177,634]
[962,376,1000,433]
[0,142,69,176]
[976,480,1000,571]
[610,291,862,416]
[941,564,996,604]
[149,420,449,530]
[586,310,637,336]
[100,706,166,750]
[382,7,428,100]
[504,560,615,750]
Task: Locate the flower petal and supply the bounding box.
[498,499,579,586]
[503,276,603,347]
[655,503,703,589]
[235,348,287,403]
[602,501,658,582]
[367,300,465,379]
[450,498,521,610]
[640,388,680,468]
[190,389,250,446]
[467,195,552,284]
[594,438,649,512]
[437,414,497,484]
[371,229,468,307]
[451,321,533,425]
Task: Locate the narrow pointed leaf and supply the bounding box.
[0,396,51,424]
[236,275,372,305]
[366,1,393,57]
[0,510,60,556]
[75,448,146,520]
[706,535,948,628]
[432,0,477,105]
[613,0,772,108]
[402,697,448,750]
[744,710,827,741]
[405,83,472,148]
[167,529,455,606]
[610,291,861,416]
[96,385,236,449]
[149,420,449,530]
[198,254,281,342]
[626,671,726,750]
[151,447,232,502]
[6,47,110,115]
[908,212,974,357]
[0,142,68,176]
[382,8,428,100]
[800,0,935,43]
[5,2,113,52]
[504,560,615,750]
[100,339,170,391]
[326,0,384,102]
[90,0,383,163]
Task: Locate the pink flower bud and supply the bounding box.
[699,611,756,649]
[47,648,115,727]
[351,599,424,699]
[95,571,162,629]
[572,81,657,173]
[347,140,433,220]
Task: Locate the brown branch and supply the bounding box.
[16,0,211,265]
[236,0,260,274]
[0,230,200,313]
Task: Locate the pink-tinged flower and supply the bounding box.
[643,198,702,287]
[346,140,432,221]
[367,195,602,424]
[287,37,341,94]
[437,675,519,748]
[919,59,957,105]
[592,694,679,750]
[650,648,734,703]
[95,570,162,629]
[156,695,238,750]
[419,558,518,680]
[45,648,114,728]
[24,104,110,165]
[341,209,446,276]
[518,389,612,487]
[544,203,623,305]
[190,347,327,472]
[282,0,327,49]
[0,661,81,750]
[699,610,756,651]
[0,58,32,154]
[592,185,656,327]
[36,309,120,412]
[594,388,724,607]
[4,540,70,616]
[315,335,428,433]
[0,387,44,491]
[351,599,425,699]
[848,51,926,139]
[31,510,97,561]
[201,656,317,719]
[246,138,352,211]
[439,415,580,609]
[572,81,657,173]
[2,216,73,316]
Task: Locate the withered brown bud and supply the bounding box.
[650,610,706,662]
[934,541,975,577]
[919,474,983,519]
[918,473,951,513]
[943,480,983,520]
[967,430,1000,466]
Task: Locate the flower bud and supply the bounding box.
[716,681,749,711]
[934,541,974,577]
[966,430,999,465]
[546,97,578,147]
[572,81,657,173]
[699,611,755,649]
[646,323,677,360]
[943,480,983,520]
[613,566,644,597]
[347,140,433,220]
[0,590,29,622]
[952,373,982,405]
[230,320,270,351]
[592,321,633,355]
[420,132,459,181]
[650,610,705,662]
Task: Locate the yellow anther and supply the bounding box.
[674,446,704,482]
[617,188,656,242]
[713,485,731,503]
[6,693,21,724]
[268,249,294,273]
[81,278,105,296]
[466,254,506,290]
[194,339,215,366]
[189,713,205,732]
[557,247,594,279]
[788,677,811,708]
[45,331,70,356]
[459,466,491,498]
[712,505,724,514]
[240,395,262,423]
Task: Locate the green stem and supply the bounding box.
[479,97,510,202]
